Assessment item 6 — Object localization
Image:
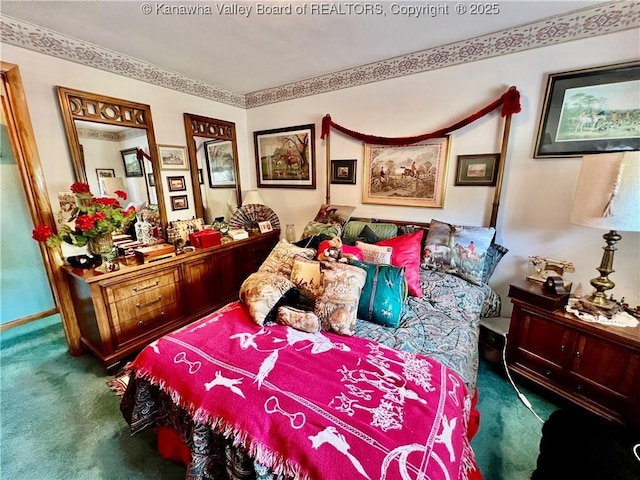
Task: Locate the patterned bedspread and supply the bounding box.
[121,301,481,480]
[355,268,495,390]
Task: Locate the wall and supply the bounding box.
[246,29,640,310]
[3,29,639,314]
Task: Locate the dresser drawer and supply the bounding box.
[105,270,179,303]
[113,300,182,344]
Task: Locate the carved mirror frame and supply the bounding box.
[183,113,242,220]
[56,86,167,230]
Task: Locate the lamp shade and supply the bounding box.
[242,190,265,206]
[570,152,640,232]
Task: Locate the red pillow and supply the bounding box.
[376,230,423,297]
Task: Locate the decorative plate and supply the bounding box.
[229,204,280,231]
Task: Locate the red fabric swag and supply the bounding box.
[321,86,521,146]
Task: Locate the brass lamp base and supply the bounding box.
[582,229,621,310]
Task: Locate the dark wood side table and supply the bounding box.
[506,280,640,429]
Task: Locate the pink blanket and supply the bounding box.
[130,301,480,480]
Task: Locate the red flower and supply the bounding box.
[114,190,127,201]
[70,182,91,194]
[32,225,54,242]
[75,214,97,232]
[93,212,106,221]
[124,206,137,216]
[93,197,118,207]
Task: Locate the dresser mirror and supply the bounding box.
[56,86,167,233]
[183,113,242,223]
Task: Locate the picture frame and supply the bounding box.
[330,159,357,185]
[254,124,316,189]
[158,144,188,170]
[362,137,449,208]
[198,168,204,185]
[147,172,155,187]
[170,195,189,211]
[534,61,640,158]
[258,220,273,233]
[204,139,236,188]
[454,154,500,186]
[167,176,186,192]
[121,148,143,177]
[96,168,115,180]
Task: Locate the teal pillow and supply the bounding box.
[351,259,407,327]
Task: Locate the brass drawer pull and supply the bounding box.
[136,295,163,309]
[132,280,160,292]
[139,311,165,326]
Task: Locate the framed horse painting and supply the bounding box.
[362,137,450,208]
[253,124,316,189]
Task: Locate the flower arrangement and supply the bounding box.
[32,182,136,249]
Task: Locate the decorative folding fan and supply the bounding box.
[229,204,280,231]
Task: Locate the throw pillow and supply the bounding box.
[422,219,495,285]
[481,243,509,284]
[276,306,321,333]
[356,242,393,264]
[300,221,341,240]
[342,221,398,246]
[239,272,299,326]
[293,233,333,251]
[376,230,424,297]
[356,225,380,244]
[351,260,407,327]
[290,256,323,308]
[258,239,316,278]
[314,262,366,336]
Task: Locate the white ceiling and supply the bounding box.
[1,0,601,95]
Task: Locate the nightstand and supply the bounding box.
[506,280,640,429]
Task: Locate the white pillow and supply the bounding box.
[355,241,393,264]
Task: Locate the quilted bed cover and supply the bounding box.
[121,299,482,480]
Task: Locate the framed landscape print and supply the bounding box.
[455,154,500,186]
[96,168,115,180]
[330,159,357,185]
[167,176,186,192]
[204,139,236,188]
[121,148,143,177]
[362,137,449,208]
[254,124,316,189]
[534,61,640,158]
[171,195,189,211]
[158,144,188,170]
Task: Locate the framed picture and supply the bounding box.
[121,148,143,177]
[171,195,189,211]
[330,159,357,185]
[158,144,188,170]
[254,124,316,189]
[258,220,273,233]
[167,176,186,192]
[147,172,155,187]
[534,61,640,158]
[198,168,204,185]
[362,137,449,208]
[204,140,236,188]
[455,154,500,186]
[96,168,115,180]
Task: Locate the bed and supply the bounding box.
[120,217,505,480]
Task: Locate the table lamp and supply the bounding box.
[569,151,639,309]
[242,190,265,206]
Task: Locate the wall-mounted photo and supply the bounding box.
[171,195,189,211]
[455,154,500,186]
[205,139,236,188]
[254,124,316,189]
[96,168,115,180]
[167,176,186,192]
[121,148,143,177]
[147,173,155,187]
[534,61,640,158]
[330,159,357,185]
[362,137,449,208]
[198,168,204,185]
[158,144,188,170]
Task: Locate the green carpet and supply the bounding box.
[1,316,558,479]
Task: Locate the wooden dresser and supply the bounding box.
[63,231,279,372]
[506,281,640,428]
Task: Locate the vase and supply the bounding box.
[88,233,119,273]
[285,224,296,243]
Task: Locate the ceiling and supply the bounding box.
[2,0,602,95]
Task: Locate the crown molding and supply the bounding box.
[1,2,638,110]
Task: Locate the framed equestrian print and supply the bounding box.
[362,137,449,208]
[254,124,316,189]
[534,61,640,158]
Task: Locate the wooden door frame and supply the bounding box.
[1,61,82,354]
